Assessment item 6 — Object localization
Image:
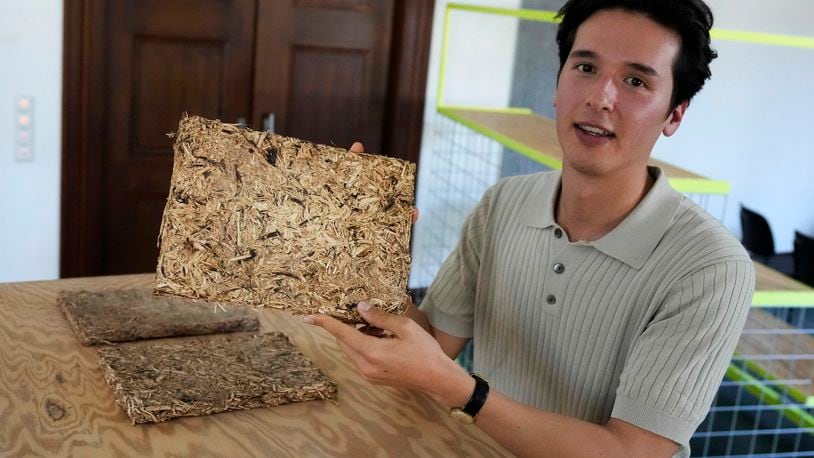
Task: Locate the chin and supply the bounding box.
[562,152,614,177]
[569,163,612,178]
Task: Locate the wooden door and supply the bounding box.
[61,0,434,278]
[102,0,256,274]
[252,0,395,153]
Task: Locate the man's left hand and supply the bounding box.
[303,303,473,407]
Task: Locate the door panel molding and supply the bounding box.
[130,36,226,156]
[286,45,369,148]
[296,0,374,13]
[252,0,394,152]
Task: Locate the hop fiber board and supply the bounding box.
[98,332,337,424]
[58,289,259,345]
[155,116,415,323]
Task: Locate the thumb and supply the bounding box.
[349,142,365,153]
[357,302,405,335]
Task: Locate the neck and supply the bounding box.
[555,167,654,242]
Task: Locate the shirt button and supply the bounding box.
[554,228,563,238]
[546,294,556,305]
[553,263,565,274]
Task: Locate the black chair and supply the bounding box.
[794,231,814,287]
[740,205,794,275]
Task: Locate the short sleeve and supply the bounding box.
[611,259,755,445]
[418,184,497,338]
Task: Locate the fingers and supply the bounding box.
[306,312,393,383]
[304,313,371,349]
[356,302,408,336]
[411,207,419,224]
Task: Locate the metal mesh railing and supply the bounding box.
[692,307,814,456]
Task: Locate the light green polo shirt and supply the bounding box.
[420,167,755,456]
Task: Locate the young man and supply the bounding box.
[306,0,755,456]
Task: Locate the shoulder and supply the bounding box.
[493,170,558,193]
[654,197,754,284]
[486,170,559,211]
[674,198,750,260]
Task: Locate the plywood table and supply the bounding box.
[0,274,509,457]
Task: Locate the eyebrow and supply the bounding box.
[569,49,661,77]
[628,62,659,77]
[569,49,597,60]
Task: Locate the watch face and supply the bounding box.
[449,408,475,425]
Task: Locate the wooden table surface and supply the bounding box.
[0,274,509,457]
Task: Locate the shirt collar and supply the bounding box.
[592,167,683,268]
[521,170,561,229]
[523,167,683,269]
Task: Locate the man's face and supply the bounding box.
[554,9,688,178]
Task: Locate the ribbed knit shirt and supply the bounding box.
[420,167,755,456]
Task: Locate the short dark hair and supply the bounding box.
[555,0,718,112]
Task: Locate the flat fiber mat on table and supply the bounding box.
[98,332,338,424]
[58,289,259,345]
[155,115,416,322]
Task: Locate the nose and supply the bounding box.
[586,77,616,112]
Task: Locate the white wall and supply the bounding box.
[425,2,523,114]
[652,0,814,251]
[0,0,62,282]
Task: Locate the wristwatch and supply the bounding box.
[449,373,490,424]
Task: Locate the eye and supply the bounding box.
[575,63,595,73]
[625,76,646,88]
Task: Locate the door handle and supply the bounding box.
[262,113,275,133]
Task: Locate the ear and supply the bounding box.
[662,100,688,137]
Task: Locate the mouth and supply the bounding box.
[575,123,615,138]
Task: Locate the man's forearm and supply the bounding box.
[475,391,627,457]
[434,370,678,457]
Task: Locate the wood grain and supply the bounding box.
[0,274,509,456]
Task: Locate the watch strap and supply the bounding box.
[461,373,489,418]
